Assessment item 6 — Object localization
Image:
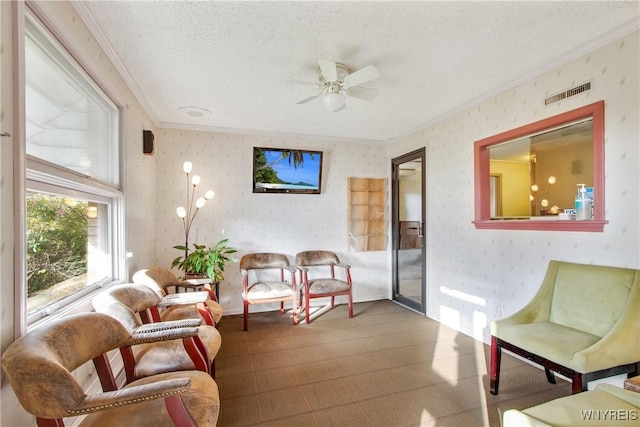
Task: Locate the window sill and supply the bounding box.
[28,280,122,332]
[473,219,608,232]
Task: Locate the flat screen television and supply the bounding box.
[253,147,323,194]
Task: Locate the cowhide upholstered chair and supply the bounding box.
[295,250,353,324]
[92,284,221,383]
[240,252,298,331]
[133,267,223,327]
[1,312,220,427]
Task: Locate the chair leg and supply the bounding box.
[571,372,586,394]
[490,336,501,395]
[292,301,298,325]
[243,300,249,331]
[306,292,311,324]
[93,353,117,392]
[280,301,285,314]
[545,367,556,384]
[348,292,353,318]
[119,347,137,385]
[331,296,335,308]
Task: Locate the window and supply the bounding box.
[25,12,122,324]
[25,15,119,184]
[473,101,606,231]
[26,189,113,316]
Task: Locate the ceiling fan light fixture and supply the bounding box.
[290,59,379,112]
[323,92,345,112]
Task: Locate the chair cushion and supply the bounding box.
[247,281,295,300]
[79,370,220,427]
[133,326,221,379]
[161,300,223,324]
[161,304,202,322]
[497,322,600,370]
[308,278,350,295]
[504,384,640,427]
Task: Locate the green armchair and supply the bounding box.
[491,260,640,395]
[503,383,639,426]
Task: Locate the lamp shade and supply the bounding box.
[183,161,193,173]
[195,197,206,209]
[192,175,201,186]
[323,93,345,112]
[176,207,187,218]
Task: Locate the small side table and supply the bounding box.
[623,375,640,393]
[178,277,220,301]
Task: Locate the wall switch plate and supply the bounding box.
[492,301,502,319]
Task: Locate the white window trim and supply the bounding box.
[27,155,123,197]
[25,176,125,326]
[16,3,127,333]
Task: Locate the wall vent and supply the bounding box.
[544,81,592,106]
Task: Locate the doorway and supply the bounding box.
[392,148,426,314]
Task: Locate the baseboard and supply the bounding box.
[222,294,389,316]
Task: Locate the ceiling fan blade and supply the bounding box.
[344,64,379,87]
[318,59,337,82]
[345,86,378,101]
[286,78,322,88]
[296,93,322,105]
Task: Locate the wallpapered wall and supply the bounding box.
[152,131,390,314]
[0,0,637,423]
[389,31,639,342]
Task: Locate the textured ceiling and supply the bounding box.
[74,1,638,143]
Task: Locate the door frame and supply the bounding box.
[391,148,426,314]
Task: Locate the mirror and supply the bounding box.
[490,119,593,218]
[474,101,606,231]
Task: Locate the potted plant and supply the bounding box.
[171,238,237,282]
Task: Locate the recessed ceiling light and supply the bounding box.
[178,106,211,117]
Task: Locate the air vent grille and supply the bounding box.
[545,81,592,106]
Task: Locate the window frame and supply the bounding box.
[25,169,123,324]
[473,100,606,232]
[24,12,120,186]
[20,5,125,330]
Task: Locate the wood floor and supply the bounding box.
[215,300,570,426]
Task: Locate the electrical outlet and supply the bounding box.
[492,301,502,319]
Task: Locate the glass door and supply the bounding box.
[392,148,425,313]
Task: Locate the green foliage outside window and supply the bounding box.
[26,194,88,295]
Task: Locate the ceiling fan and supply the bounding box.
[288,59,380,112]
